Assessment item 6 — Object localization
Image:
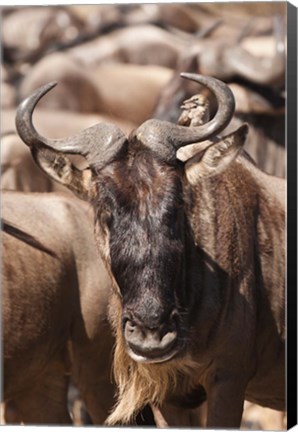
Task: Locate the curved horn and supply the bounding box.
[15,82,127,170]
[133,74,235,161]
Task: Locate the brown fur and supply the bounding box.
[14,78,285,426]
[2,192,115,425]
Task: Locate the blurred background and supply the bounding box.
[1,2,286,429]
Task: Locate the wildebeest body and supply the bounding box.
[14,74,285,428]
[2,192,115,424]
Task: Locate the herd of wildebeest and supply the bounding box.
[1,3,286,429]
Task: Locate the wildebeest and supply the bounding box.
[18,52,172,124]
[2,192,115,424]
[153,59,285,178]
[2,6,85,64]
[152,14,285,180]
[1,133,55,193]
[15,73,285,428]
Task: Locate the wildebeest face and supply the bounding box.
[93,144,187,363]
[15,74,245,364]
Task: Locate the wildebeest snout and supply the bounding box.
[123,308,179,363]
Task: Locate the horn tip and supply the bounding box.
[36,81,58,95]
[45,81,58,90]
[180,72,205,81]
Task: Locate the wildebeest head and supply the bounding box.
[16,74,248,365]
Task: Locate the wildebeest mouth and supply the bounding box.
[125,339,180,364]
[123,310,182,364]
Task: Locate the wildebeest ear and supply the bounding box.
[32,146,94,201]
[184,124,249,184]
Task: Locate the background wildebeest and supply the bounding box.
[2,192,116,424]
[1,3,286,429]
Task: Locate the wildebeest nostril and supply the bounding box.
[124,320,145,345]
[125,320,137,334]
